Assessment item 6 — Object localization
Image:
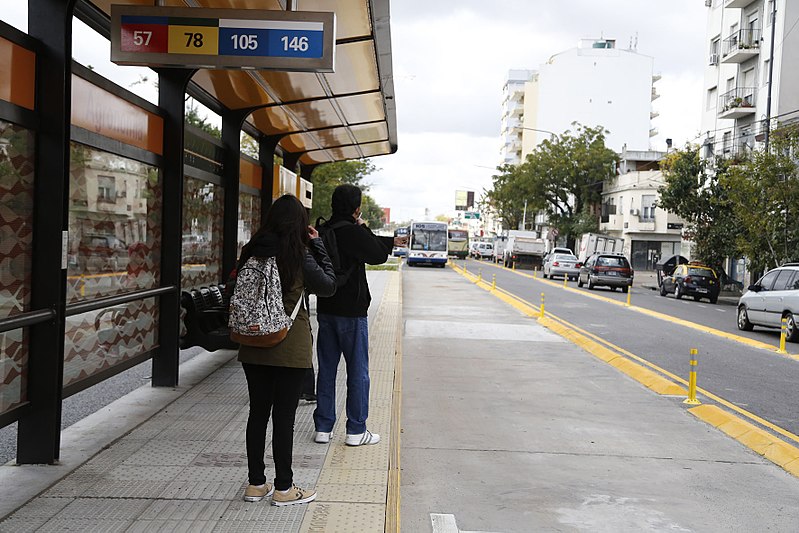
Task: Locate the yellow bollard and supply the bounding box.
[491,274,496,291]
[778,317,788,354]
[539,292,545,319]
[683,348,701,405]
[563,275,568,288]
[512,261,516,271]
[80,275,85,297]
[625,288,632,307]
[533,269,537,279]
[477,268,482,284]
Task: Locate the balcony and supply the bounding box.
[722,28,761,63]
[725,0,756,8]
[718,87,756,119]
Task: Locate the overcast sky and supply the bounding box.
[1,1,708,222]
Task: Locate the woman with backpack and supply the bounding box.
[235,194,336,506]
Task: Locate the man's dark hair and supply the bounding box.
[331,184,362,216]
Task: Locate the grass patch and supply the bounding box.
[367,263,399,271]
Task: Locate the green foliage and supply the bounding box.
[722,126,799,272]
[240,132,259,158]
[657,147,739,270]
[185,102,221,138]
[489,124,617,247]
[309,160,382,227]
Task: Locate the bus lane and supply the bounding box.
[459,258,799,444]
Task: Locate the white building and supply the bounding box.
[599,148,687,270]
[700,0,799,159]
[522,38,658,156]
[500,69,536,166]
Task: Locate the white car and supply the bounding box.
[543,253,580,280]
[737,264,799,342]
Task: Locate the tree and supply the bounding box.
[185,101,221,138]
[309,160,383,227]
[485,163,528,230]
[722,125,799,272]
[519,124,618,249]
[657,146,739,270]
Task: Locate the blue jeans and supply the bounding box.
[313,314,370,435]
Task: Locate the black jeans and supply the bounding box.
[242,363,305,490]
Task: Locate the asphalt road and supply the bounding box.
[463,258,799,439]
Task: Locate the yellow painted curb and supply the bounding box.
[689,404,799,478]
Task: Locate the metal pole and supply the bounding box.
[683,348,701,405]
[764,0,777,151]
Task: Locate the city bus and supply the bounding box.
[447,228,469,259]
[407,221,448,267]
[392,226,409,256]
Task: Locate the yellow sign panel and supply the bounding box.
[168,25,219,55]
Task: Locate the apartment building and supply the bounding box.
[599,148,687,270]
[500,69,536,166]
[521,38,658,156]
[701,0,799,157]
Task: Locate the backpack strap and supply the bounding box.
[289,289,305,320]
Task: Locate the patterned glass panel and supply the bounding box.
[0,120,34,415]
[0,328,28,413]
[67,144,162,303]
[0,120,34,317]
[63,297,158,388]
[182,178,223,288]
[237,192,260,258]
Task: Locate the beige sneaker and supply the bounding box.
[271,484,317,506]
[243,483,274,502]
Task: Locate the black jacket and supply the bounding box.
[317,215,393,317]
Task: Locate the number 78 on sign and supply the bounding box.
[120,16,324,59]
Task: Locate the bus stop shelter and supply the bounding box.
[0,0,397,465]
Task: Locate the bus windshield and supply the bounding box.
[411,223,448,251]
[448,230,468,241]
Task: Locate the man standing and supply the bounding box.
[313,184,406,446]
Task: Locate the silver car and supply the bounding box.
[737,264,799,342]
[542,253,580,281]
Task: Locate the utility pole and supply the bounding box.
[764,0,777,151]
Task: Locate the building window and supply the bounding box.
[762,59,770,86]
[641,195,656,221]
[97,175,116,203]
[707,86,718,110]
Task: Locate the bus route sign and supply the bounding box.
[110,6,335,72]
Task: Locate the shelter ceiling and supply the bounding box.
[86,0,396,164]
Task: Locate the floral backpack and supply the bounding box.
[228,256,303,347]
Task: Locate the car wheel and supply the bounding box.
[693,295,701,302]
[709,296,718,304]
[542,270,548,279]
[577,276,584,288]
[674,284,682,299]
[622,286,629,293]
[587,276,595,290]
[785,313,799,342]
[659,284,667,297]
[737,306,754,331]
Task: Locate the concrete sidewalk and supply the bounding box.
[0,272,402,533]
[399,264,799,532]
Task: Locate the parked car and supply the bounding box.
[78,234,129,273]
[577,253,634,292]
[392,245,408,257]
[542,253,580,280]
[472,242,493,260]
[737,264,799,342]
[660,262,720,304]
[543,246,574,263]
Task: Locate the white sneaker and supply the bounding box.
[345,430,380,446]
[314,431,331,444]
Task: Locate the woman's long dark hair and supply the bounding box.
[239,194,309,292]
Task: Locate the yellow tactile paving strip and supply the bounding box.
[299,271,401,533]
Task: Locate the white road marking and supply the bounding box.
[430,513,503,533]
[716,308,726,313]
[697,304,707,308]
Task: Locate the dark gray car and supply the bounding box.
[737,264,799,342]
[577,253,634,292]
